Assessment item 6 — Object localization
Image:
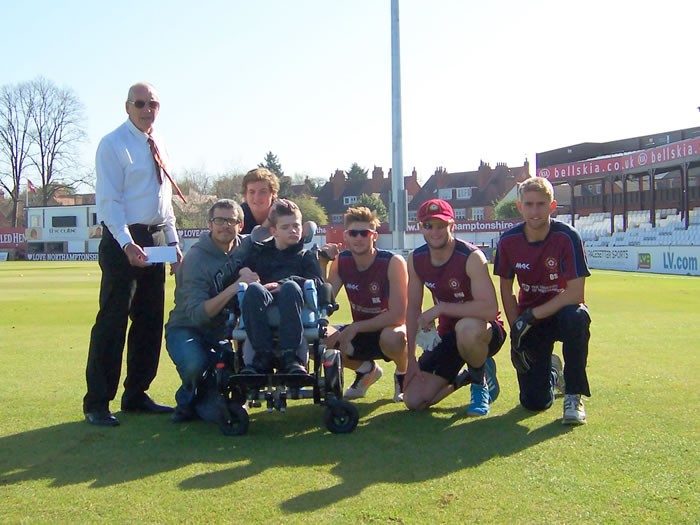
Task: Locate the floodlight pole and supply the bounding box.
[390,0,407,250]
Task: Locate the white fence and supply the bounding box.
[585,245,700,276]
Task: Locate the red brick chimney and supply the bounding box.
[332,169,345,199]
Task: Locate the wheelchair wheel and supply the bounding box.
[218,403,249,436]
[323,399,359,434]
[323,348,344,399]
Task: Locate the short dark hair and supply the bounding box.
[268,199,301,226]
[208,199,243,222]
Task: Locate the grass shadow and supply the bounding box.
[0,401,569,512]
[177,403,571,514]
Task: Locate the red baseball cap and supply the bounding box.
[418,199,454,222]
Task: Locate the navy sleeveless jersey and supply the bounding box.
[338,249,393,321]
[412,239,479,336]
[494,219,590,311]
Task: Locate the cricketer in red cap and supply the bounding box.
[417,199,454,223]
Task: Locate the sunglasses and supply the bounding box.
[128,100,160,109]
[210,217,240,226]
[421,221,449,230]
[345,229,375,238]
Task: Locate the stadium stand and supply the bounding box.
[556,207,700,247]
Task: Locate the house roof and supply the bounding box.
[316,169,420,216]
[408,162,530,212]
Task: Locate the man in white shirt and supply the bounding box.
[83,82,182,426]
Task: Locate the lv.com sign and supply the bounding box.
[587,246,700,276]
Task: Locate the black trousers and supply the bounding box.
[83,226,166,414]
[515,303,591,411]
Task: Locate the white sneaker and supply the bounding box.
[344,363,383,399]
[562,394,586,425]
[551,354,565,395]
[393,374,405,403]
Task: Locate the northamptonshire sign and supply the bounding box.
[536,138,700,180]
[406,220,516,233]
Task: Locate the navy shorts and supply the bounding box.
[335,326,391,362]
[418,320,506,383]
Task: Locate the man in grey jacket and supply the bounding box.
[165,199,257,423]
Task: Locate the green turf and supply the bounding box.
[0,262,698,524]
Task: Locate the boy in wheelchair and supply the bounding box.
[232,199,325,376]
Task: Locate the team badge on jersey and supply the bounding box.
[545,257,558,271]
[370,281,380,294]
[448,278,460,290]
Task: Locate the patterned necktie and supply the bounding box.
[147,135,187,203]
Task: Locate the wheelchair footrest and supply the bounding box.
[230,373,269,388]
[230,372,315,389]
[271,373,315,388]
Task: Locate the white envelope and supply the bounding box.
[144,246,178,263]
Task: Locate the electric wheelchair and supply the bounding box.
[210,279,359,436]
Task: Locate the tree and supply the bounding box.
[493,198,520,219]
[0,77,86,224]
[211,172,244,200]
[0,81,34,227]
[355,193,389,223]
[258,151,284,179]
[346,162,368,181]
[278,176,292,199]
[177,168,212,197]
[290,174,326,197]
[174,191,218,228]
[170,168,214,227]
[27,77,86,206]
[258,151,291,197]
[294,195,327,226]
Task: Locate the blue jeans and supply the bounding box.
[165,327,223,422]
[241,281,304,356]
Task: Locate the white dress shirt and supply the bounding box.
[95,119,179,248]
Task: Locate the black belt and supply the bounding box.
[129,223,165,233]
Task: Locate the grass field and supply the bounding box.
[0,262,698,524]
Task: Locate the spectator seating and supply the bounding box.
[555,207,700,247]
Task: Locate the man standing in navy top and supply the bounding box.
[83,82,181,426]
[404,199,505,416]
[494,176,591,425]
[240,168,279,234]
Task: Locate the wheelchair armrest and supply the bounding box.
[318,282,339,316]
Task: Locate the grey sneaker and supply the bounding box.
[344,362,383,399]
[551,354,565,395]
[562,394,586,425]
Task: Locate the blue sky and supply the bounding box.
[3,0,699,186]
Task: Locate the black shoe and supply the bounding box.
[85,411,120,426]
[279,349,307,375]
[246,353,273,374]
[283,362,307,375]
[121,394,174,414]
